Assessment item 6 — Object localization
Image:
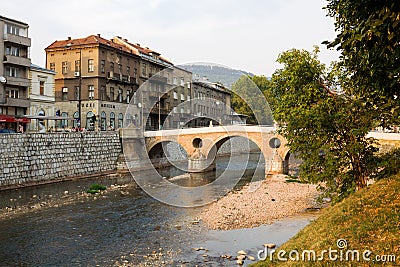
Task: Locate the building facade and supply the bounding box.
[28,64,56,131]
[0,15,31,122]
[45,35,193,131]
[45,34,141,131]
[189,80,232,127]
[112,37,192,130]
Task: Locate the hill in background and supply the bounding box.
[178,63,254,88]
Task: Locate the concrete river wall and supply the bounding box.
[0,132,121,189]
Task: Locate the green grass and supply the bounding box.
[86,184,107,194]
[251,174,400,266]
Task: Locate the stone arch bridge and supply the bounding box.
[142,125,289,175]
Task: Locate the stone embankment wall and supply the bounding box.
[0,132,121,189]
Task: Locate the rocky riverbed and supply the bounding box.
[200,174,320,230]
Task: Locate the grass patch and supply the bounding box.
[86,184,107,194]
[251,174,400,266]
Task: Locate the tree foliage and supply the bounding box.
[231,75,274,125]
[325,0,400,126]
[271,48,379,201]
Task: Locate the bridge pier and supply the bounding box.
[268,153,285,175]
[187,148,216,173]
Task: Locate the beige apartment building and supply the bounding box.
[0,15,32,130]
[45,35,192,131]
[27,64,56,132]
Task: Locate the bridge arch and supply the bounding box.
[200,132,273,173]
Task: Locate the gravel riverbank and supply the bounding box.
[200,175,320,230]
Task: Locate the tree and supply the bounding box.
[271,48,378,201]
[325,0,400,127]
[231,75,274,125]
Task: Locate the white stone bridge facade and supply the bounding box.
[143,125,290,175]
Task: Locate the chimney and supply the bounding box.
[67,37,71,40]
[135,43,140,47]
[124,39,128,42]
[97,33,101,37]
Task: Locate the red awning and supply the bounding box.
[15,117,31,123]
[0,114,31,123]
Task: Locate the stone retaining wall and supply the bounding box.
[0,132,121,189]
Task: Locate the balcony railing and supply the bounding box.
[3,55,31,67]
[3,33,31,47]
[6,76,30,87]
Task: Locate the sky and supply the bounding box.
[2,0,340,76]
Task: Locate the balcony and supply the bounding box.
[3,33,31,47]
[6,76,30,87]
[3,55,31,67]
[5,97,30,108]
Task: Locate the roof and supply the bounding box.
[45,35,133,54]
[30,64,56,74]
[112,36,173,65]
[0,15,28,27]
[192,80,230,94]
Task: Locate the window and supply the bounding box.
[5,66,18,77]
[173,91,178,99]
[118,113,123,129]
[126,90,130,104]
[75,60,80,73]
[118,88,123,102]
[49,62,55,71]
[86,111,95,130]
[187,95,190,101]
[62,61,68,74]
[180,78,184,86]
[142,63,147,76]
[61,112,68,128]
[88,85,94,100]
[187,82,191,89]
[62,87,68,101]
[100,86,105,101]
[110,112,115,129]
[127,66,130,75]
[134,68,137,77]
[74,86,80,100]
[110,62,114,71]
[39,81,45,95]
[173,77,177,85]
[6,89,19,98]
[5,45,20,56]
[101,112,106,131]
[73,112,79,128]
[6,24,20,36]
[118,64,122,73]
[181,93,185,101]
[110,87,114,101]
[88,59,94,72]
[100,60,105,73]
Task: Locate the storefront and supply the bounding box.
[0,114,31,133]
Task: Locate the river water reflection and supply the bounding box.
[0,153,316,266]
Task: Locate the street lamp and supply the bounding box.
[64,43,82,128]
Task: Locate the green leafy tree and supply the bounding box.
[325,0,400,127]
[271,48,378,201]
[231,75,274,125]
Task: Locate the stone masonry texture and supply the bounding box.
[0,132,121,188]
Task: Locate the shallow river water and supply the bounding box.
[0,154,316,266]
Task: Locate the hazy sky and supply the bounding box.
[2,0,340,76]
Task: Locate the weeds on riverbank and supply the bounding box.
[251,174,400,266]
[87,184,107,194]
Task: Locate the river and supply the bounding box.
[0,153,316,266]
